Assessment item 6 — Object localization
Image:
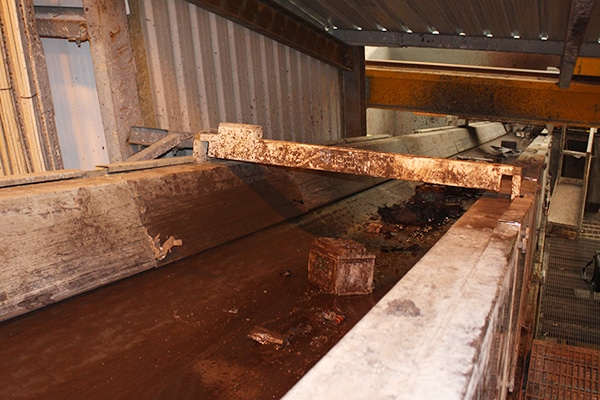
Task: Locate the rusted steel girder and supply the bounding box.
[195,123,522,199]
[183,0,353,71]
[366,61,600,126]
[559,0,596,88]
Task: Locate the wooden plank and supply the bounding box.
[129,126,194,149]
[0,34,30,175]
[21,0,63,171]
[548,181,584,227]
[0,0,62,174]
[127,133,183,162]
[122,163,309,266]
[97,155,195,174]
[126,0,156,129]
[83,0,143,162]
[0,177,157,321]
[0,169,86,187]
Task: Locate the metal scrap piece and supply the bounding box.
[247,326,286,346]
[195,123,522,199]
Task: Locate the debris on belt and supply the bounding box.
[247,326,287,347]
[147,233,183,261]
[308,237,375,295]
[377,184,478,227]
[317,309,345,325]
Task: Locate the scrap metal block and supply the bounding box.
[308,238,375,295]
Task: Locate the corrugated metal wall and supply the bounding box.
[139,0,343,143]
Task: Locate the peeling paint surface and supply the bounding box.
[197,123,522,198]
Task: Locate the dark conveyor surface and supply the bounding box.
[1,178,471,400]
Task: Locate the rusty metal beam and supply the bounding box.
[34,6,88,43]
[195,123,522,199]
[183,0,353,70]
[366,61,600,127]
[559,0,596,88]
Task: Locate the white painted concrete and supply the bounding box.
[283,194,530,399]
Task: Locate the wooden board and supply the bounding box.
[122,163,309,266]
[127,133,182,162]
[0,177,156,321]
[0,169,86,187]
[548,181,584,227]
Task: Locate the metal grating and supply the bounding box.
[537,232,600,348]
[525,339,600,399]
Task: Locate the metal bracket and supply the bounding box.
[195,123,522,199]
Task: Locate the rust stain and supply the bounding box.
[195,123,522,199]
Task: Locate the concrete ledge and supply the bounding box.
[284,135,549,399]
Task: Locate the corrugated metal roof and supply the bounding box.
[273,0,600,44]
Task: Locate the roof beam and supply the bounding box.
[184,0,353,70]
[332,30,600,58]
[366,62,600,126]
[558,0,596,88]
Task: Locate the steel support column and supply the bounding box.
[195,123,522,199]
[558,0,596,88]
[342,46,366,138]
[366,61,600,126]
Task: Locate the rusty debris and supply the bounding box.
[147,233,183,261]
[195,123,523,199]
[378,184,479,226]
[247,326,287,347]
[308,238,375,295]
[317,309,345,325]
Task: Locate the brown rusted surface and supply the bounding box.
[308,238,375,295]
[0,179,467,400]
[196,123,522,199]
[366,61,600,127]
